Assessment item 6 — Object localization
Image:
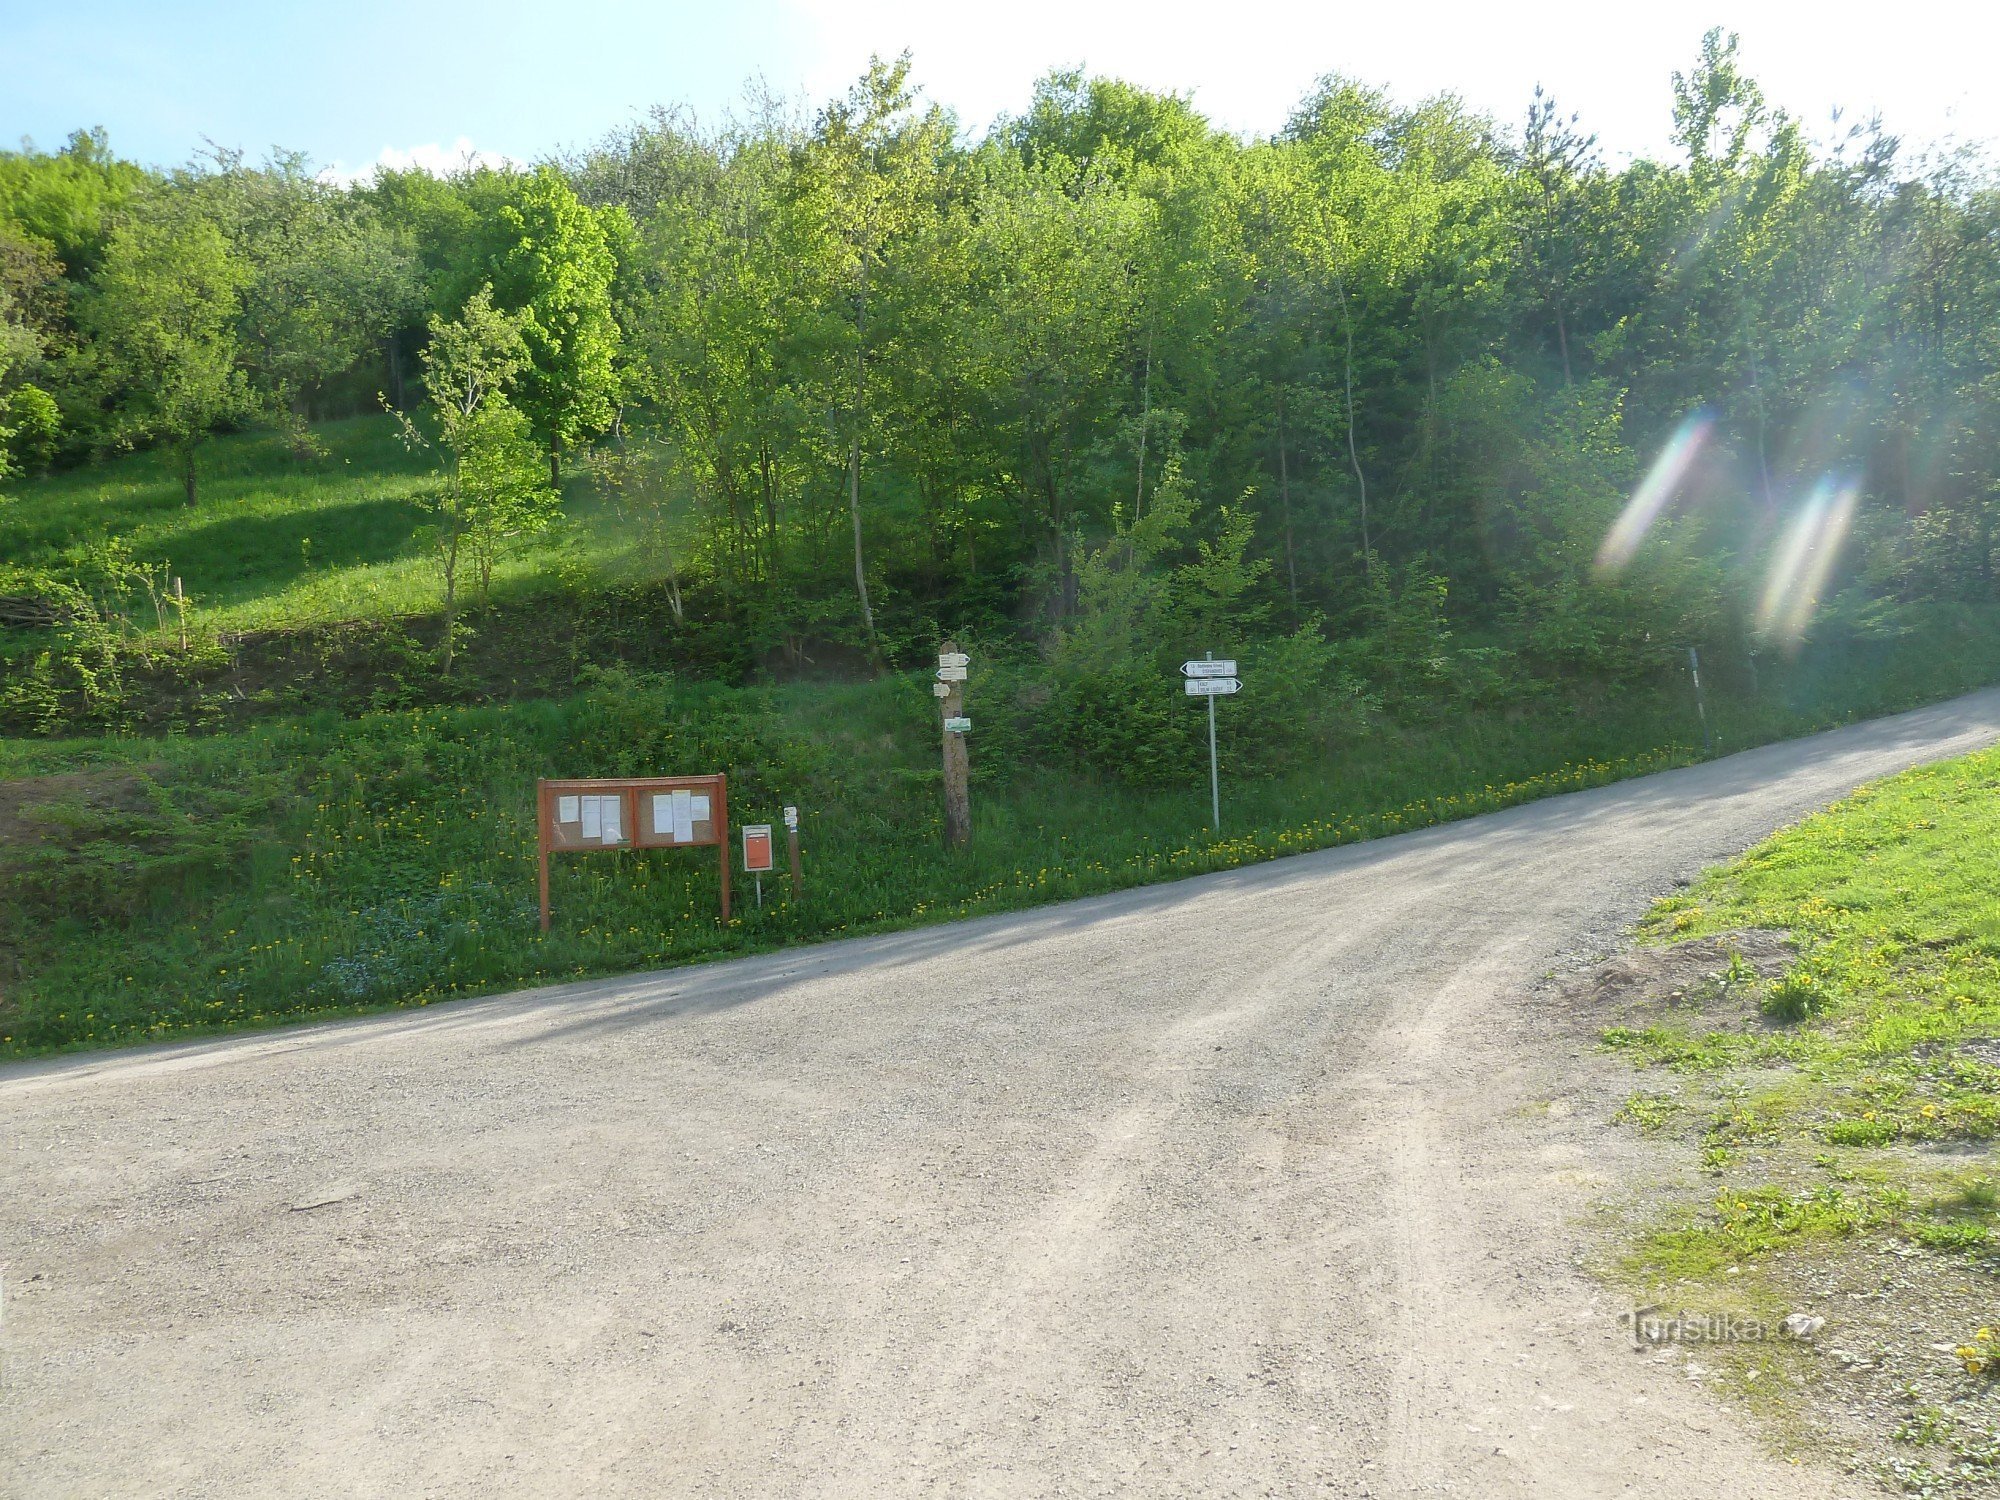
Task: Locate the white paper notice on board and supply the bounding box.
[690,793,710,824]
[671,788,694,842]
[558,795,580,824]
[580,797,602,839]
[651,793,673,836]
[600,796,622,844]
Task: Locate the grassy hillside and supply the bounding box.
[0,667,1692,1056]
[1,416,595,637]
[6,424,2000,1057]
[1605,751,2000,1490]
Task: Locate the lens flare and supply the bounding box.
[1756,475,1861,649]
[1596,411,1714,576]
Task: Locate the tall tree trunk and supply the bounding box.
[1276,390,1298,613]
[1554,298,1574,388]
[850,260,876,651]
[759,438,779,583]
[1748,345,1776,514]
[440,532,460,676]
[848,433,873,642]
[1134,320,1153,517]
[549,433,562,492]
[181,442,198,507]
[1334,270,1372,564]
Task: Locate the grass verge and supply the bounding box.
[1600,750,2000,1494]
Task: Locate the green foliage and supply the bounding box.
[2,383,60,473]
[3,46,2000,675]
[480,166,620,474]
[78,188,254,502]
[384,287,560,671]
[3,769,277,924]
[0,129,147,277]
[194,148,420,425]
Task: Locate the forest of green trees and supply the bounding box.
[3,31,1998,739]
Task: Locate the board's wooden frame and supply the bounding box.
[536,774,730,931]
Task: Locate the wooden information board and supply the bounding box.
[536,773,730,930]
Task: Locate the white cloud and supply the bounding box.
[316,135,519,187]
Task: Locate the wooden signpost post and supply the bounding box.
[535,773,729,931]
[938,641,971,848]
[783,804,803,900]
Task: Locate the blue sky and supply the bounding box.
[8,1,1996,174]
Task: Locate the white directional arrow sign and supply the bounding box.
[1184,676,1242,696]
[936,664,968,683]
[937,651,970,669]
[1182,658,1237,678]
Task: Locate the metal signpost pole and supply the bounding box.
[784,804,802,901]
[1205,652,1220,832]
[1181,655,1238,832]
[1688,645,1713,753]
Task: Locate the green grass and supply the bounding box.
[0,667,1705,1056]
[1618,750,2000,1251]
[1605,748,2000,1487]
[0,416,619,636]
[1641,750,2000,1136]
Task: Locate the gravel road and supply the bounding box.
[7,689,2000,1499]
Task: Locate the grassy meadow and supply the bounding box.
[0,416,604,641]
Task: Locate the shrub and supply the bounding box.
[1763,966,1832,1023]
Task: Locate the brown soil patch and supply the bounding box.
[0,766,159,850]
[1558,928,1797,1033]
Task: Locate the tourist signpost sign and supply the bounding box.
[1182,656,1240,830]
[782,804,803,900]
[535,773,730,930]
[938,641,972,847]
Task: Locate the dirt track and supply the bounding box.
[7,689,2000,1499]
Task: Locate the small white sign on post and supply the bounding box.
[944,715,971,734]
[1182,659,1238,679]
[935,663,968,683]
[1183,676,1242,696]
[937,651,970,669]
[932,681,952,698]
